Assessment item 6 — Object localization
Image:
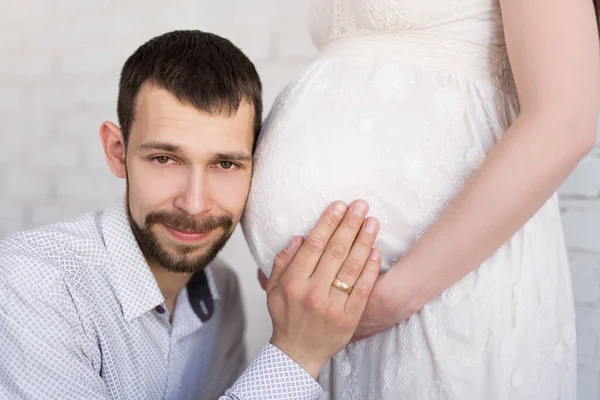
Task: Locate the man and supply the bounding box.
[0,30,381,399]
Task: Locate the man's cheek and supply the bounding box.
[136,179,178,209]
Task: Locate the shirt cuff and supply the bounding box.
[224,343,323,400]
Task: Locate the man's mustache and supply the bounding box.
[145,210,233,233]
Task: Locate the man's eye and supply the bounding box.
[220,161,235,169]
[154,156,172,164]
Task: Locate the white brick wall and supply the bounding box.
[561,148,600,399]
[0,1,598,397]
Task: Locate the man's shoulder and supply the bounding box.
[0,211,108,296]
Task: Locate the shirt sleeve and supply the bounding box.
[0,253,107,399]
[220,343,323,400]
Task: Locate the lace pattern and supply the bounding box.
[243,1,576,398]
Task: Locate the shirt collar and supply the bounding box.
[101,201,220,322]
[186,266,219,322]
[101,201,165,321]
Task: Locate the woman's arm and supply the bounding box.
[354,0,600,339]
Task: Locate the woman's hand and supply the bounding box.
[351,266,421,342]
[355,0,600,344]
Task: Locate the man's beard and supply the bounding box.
[126,192,234,274]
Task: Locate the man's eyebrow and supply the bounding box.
[214,152,253,162]
[136,141,181,152]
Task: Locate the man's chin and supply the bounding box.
[152,236,229,273]
[154,253,212,274]
[159,243,210,263]
[139,225,234,274]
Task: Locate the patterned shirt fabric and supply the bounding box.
[224,344,323,400]
[0,202,322,400]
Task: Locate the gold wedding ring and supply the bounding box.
[332,278,353,295]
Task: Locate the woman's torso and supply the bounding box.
[243,3,576,397]
[242,0,519,273]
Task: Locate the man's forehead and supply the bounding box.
[131,87,254,150]
[135,84,254,124]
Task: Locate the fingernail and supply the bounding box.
[369,248,381,261]
[352,200,368,216]
[286,236,299,252]
[332,202,347,217]
[365,218,379,234]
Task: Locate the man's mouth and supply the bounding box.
[163,224,213,243]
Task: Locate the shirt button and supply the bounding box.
[339,360,352,376]
[155,305,165,314]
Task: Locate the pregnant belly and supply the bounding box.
[242,56,516,274]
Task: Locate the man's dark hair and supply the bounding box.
[117,30,262,148]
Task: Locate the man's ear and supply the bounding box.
[100,121,127,179]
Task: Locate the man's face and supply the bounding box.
[125,85,254,273]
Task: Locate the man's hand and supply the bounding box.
[266,200,381,379]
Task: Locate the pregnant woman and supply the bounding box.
[242,0,599,399]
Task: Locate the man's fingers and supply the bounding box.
[330,216,379,302]
[288,201,348,279]
[311,200,369,286]
[345,249,381,315]
[267,236,303,293]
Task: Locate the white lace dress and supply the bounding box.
[241,0,577,398]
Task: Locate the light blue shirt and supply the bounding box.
[0,202,322,399]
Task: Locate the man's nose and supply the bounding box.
[173,169,213,216]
